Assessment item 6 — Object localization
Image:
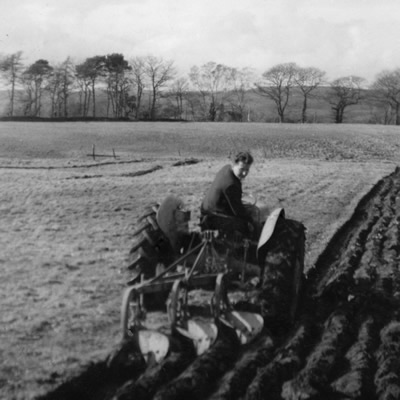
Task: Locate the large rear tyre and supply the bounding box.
[126,204,175,310]
[127,204,174,282]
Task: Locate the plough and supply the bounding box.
[120,228,264,363]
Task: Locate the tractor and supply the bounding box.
[117,194,306,365]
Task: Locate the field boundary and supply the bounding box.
[0,159,146,170]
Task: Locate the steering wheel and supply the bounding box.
[242,192,257,206]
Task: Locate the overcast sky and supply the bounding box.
[1,0,400,82]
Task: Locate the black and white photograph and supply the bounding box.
[1,1,400,399]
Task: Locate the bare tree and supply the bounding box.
[75,66,92,117]
[48,65,63,117]
[184,91,203,121]
[226,67,255,121]
[60,57,76,117]
[75,56,106,117]
[0,51,24,116]
[104,53,131,118]
[255,63,298,123]
[21,59,53,117]
[189,62,232,121]
[167,77,189,120]
[328,76,366,123]
[143,56,176,120]
[294,66,326,123]
[129,57,146,119]
[370,69,400,125]
[48,57,75,117]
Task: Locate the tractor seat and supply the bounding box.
[199,212,251,241]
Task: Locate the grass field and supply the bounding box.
[1,121,399,399]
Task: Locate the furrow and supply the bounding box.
[309,171,394,292]
[374,321,400,400]
[206,335,275,400]
[111,349,195,400]
[152,328,240,400]
[243,319,316,400]
[281,307,355,400]
[330,315,380,399]
[311,176,393,303]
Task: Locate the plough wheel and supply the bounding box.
[121,286,145,340]
[167,279,218,355]
[211,273,231,319]
[120,285,170,365]
[167,279,189,330]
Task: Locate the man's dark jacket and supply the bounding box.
[201,164,248,219]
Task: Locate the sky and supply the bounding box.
[1,0,400,83]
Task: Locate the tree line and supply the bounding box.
[1,51,400,124]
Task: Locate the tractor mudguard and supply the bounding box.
[156,195,190,252]
[257,208,285,257]
[126,267,142,285]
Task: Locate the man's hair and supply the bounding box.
[234,151,254,165]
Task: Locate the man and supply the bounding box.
[201,151,254,235]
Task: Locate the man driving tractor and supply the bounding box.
[200,151,256,237]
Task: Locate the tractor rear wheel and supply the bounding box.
[127,203,174,283]
[127,203,179,310]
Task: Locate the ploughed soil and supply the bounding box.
[37,167,400,400]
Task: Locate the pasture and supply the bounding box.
[1,121,399,399]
